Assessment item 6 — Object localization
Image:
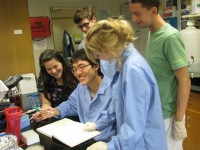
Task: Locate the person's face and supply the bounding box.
[72,60,98,85]
[130,3,154,28]
[44,58,63,80]
[77,17,96,34]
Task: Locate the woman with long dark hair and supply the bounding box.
[38,49,78,108]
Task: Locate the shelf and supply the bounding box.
[182,13,200,18]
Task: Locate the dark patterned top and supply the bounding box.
[37,75,70,107]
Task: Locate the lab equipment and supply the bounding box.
[0,74,23,131]
[4,106,23,143]
[180,19,200,92]
[191,0,200,14]
[0,74,23,104]
[27,93,42,109]
[8,88,21,108]
[20,113,30,130]
[0,134,20,150]
[4,74,23,89]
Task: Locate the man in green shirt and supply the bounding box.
[130,0,191,149]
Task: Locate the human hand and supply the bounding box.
[83,122,97,131]
[31,108,54,122]
[31,111,43,122]
[173,120,187,140]
[86,141,108,150]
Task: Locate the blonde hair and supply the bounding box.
[84,17,136,69]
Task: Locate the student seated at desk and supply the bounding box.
[32,49,116,142]
[37,49,78,108]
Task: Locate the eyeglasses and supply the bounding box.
[77,21,90,29]
[71,64,91,74]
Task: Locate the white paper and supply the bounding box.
[36,118,101,148]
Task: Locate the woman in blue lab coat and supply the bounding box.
[83,17,167,150]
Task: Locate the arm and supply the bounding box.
[56,89,78,118]
[174,67,191,121]
[37,74,52,109]
[32,106,61,122]
[172,67,190,140]
[84,94,116,131]
[164,33,190,120]
[95,99,116,131]
[33,86,79,122]
[32,91,78,121]
[40,93,51,109]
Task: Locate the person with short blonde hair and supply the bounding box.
[84,17,135,70]
[84,17,167,150]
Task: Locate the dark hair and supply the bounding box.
[39,49,78,96]
[71,49,103,76]
[73,6,94,24]
[131,0,160,11]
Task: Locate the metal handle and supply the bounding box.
[186,115,190,128]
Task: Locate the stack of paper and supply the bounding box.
[37,118,101,148]
[18,73,37,94]
[21,130,40,146]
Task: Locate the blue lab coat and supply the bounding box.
[96,43,167,150]
[56,76,116,141]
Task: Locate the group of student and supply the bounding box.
[32,0,191,150]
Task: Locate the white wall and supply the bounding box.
[28,0,128,77]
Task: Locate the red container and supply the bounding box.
[4,106,23,143]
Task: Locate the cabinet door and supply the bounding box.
[0,0,36,80]
[183,109,200,150]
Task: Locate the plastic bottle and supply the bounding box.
[179,20,200,76]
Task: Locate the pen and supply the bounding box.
[29,116,34,120]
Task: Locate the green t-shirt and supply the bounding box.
[145,23,188,119]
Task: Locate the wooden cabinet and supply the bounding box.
[0,0,35,80]
[183,91,200,150]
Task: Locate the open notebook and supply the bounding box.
[36,118,101,148]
